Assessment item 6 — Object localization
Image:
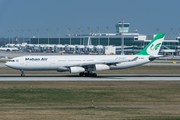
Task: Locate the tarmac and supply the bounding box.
[0,75,180,81]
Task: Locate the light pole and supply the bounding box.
[170,27,174,38]
[68,27,71,45]
[11,30,13,44]
[178,27,180,37]
[36,29,39,44]
[7,30,10,44]
[88,26,92,36]
[96,26,100,45]
[79,27,82,45]
[16,30,19,44]
[28,29,31,44]
[88,27,93,46]
[75,30,78,36]
[22,29,25,43]
[57,27,60,44]
[156,28,159,34]
[106,26,110,46]
[46,28,49,44]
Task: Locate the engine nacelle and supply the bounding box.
[69,67,85,73]
[57,66,69,72]
[94,64,110,71]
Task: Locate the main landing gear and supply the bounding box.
[79,72,97,77]
[21,70,25,77]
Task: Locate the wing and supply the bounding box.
[64,57,138,68]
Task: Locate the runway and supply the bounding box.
[0,75,180,81]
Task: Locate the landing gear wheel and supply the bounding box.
[92,73,97,77]
[85,73,89,77]
[88,73,92,77]
[21,74,25,77]
[21,70,25,77]
[80,71,97,77]
[79,72,84,77]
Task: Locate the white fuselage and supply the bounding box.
[5,55,151,72]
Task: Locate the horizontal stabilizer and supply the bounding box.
[149,55,163,61]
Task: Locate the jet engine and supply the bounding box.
[94,64,110,71]
[69,67,85,73]
[57,66,69,72]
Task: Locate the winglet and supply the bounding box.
[136,33,165,55]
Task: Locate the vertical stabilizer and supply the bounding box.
[136,33,165,55]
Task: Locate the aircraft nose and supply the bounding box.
[5,62,9,67]
[5,62,12,68]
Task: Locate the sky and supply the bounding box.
[0,0,180,38]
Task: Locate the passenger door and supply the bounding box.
[51,58,56,69]
[20,58,24,65]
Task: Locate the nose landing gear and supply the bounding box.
[21,70,25,77]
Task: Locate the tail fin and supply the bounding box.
[136,33,165,55]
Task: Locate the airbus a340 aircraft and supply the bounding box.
[5,33,165,77]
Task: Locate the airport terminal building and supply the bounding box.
[27,22,180,55]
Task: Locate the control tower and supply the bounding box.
[115,21,130,33]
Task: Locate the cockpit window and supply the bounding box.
[8,60,15,62]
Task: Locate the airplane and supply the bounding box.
[0,47,18,51]
[5,33,165,77]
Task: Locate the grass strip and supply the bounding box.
[0,81,180,119]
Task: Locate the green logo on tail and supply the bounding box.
[150,43,161,50]
[135,33,165,55]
